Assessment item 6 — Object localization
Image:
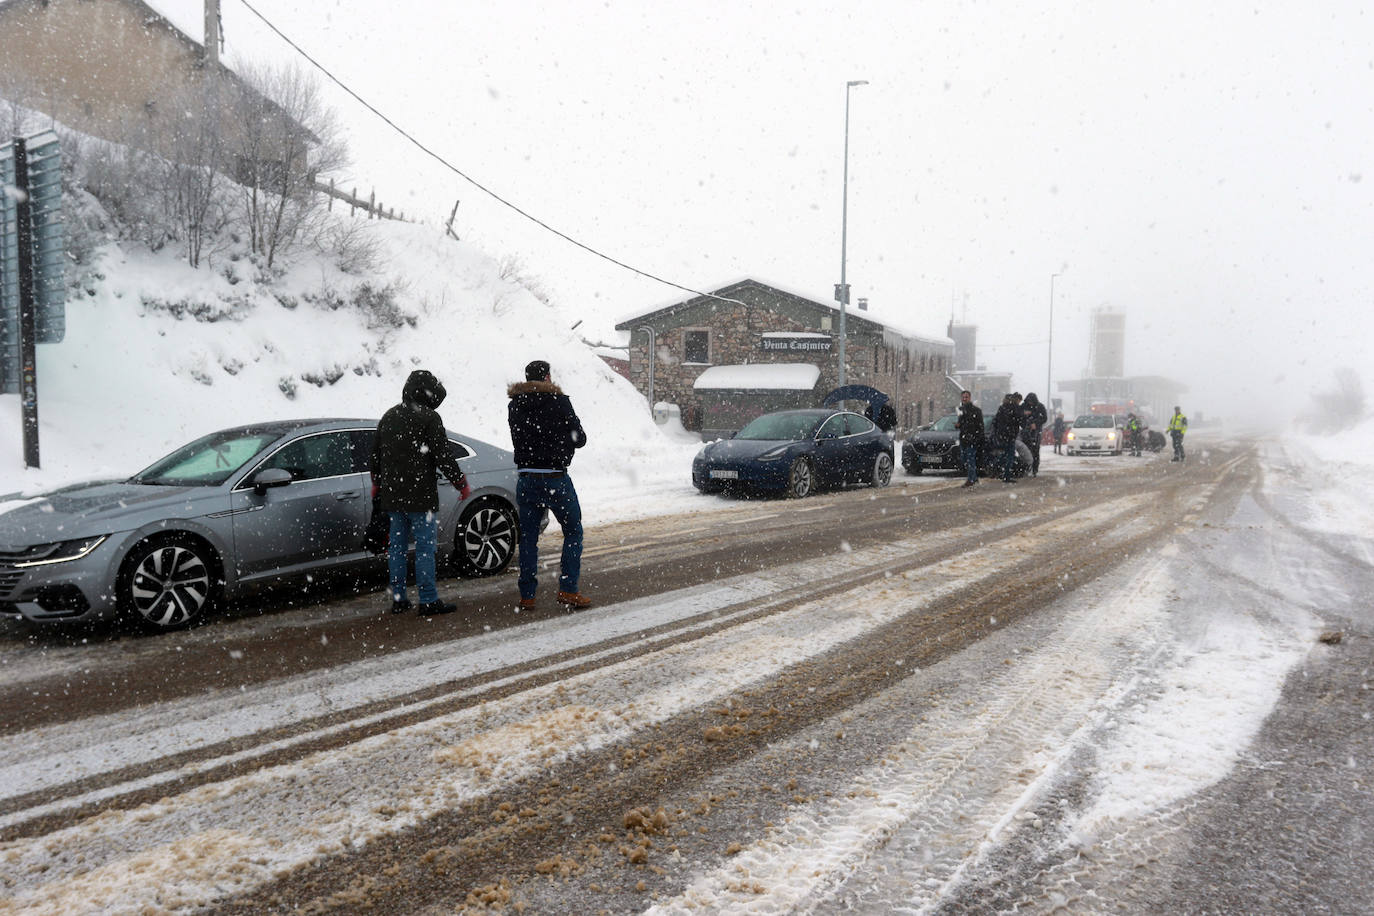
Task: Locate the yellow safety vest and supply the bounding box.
[1168,413,1188,433]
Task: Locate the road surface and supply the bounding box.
[0,437,1368,914]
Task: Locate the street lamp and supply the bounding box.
[1047,272,1061,405]
[836,78,868,388]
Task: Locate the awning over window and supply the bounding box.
[692,363,822,391]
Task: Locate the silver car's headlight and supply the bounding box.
[8,534,110,567]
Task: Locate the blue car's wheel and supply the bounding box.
[872,452,893,488]
[787,457,814,499]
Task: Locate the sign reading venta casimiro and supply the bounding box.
[759,333,833,353]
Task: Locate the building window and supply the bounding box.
[920,354,927,373]
[683,329,710,364]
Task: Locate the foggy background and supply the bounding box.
[154,0,1374,427]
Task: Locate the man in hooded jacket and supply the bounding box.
[371,369,469,615]
[508,360,590,610]
[1020,392,1048,476]
[991,392,1024,483]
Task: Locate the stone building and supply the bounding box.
[615,278,957,440]
[0,0,305,173]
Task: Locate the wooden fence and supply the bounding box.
[313,180,462,241]
[313,178,406,222]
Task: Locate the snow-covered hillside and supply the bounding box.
[0,215,705,522]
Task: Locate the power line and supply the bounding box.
[234,0,743,307]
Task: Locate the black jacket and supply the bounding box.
[990,401,1023,446]
[956,402,985,448]
[507,380,587,471]
[371,370,466,512]
[1020,395,1048,443]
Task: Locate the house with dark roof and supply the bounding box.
[615,278,958,439]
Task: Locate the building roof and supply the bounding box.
[616,277,952,348]
[692,363,822,391]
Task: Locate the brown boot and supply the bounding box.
[556,591,592,609]
[517,597,536,611]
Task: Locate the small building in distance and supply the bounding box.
[615,278,958,440]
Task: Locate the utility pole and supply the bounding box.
[204,0,221,67]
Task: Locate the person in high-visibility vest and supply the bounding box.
[1125,413,1143,456]
[1167,406,1188,461]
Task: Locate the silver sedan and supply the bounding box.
[0,419,522,630]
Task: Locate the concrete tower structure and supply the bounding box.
[1089,308,1126,378]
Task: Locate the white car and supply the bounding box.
[1065,414,1122,456]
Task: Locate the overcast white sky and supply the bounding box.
[153,0,1374,424]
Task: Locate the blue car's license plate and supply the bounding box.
[710,470,739,479]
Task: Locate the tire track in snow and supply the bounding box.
[0,497,1156,915]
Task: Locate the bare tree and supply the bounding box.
[153,82,233,267]
[1305,367,1366,433]
[232,62,348,269]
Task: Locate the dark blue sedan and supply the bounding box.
[692,409,894,498]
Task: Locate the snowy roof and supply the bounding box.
[692,363,822,391]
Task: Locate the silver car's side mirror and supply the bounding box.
[252,467,293,494]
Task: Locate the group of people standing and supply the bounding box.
[957,392,1190,488]
[369,361,591,617]
[954,390,1049,487]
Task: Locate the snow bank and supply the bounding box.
[0,219,703,522]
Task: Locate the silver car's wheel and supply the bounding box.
[455,499,517,577]
[787,458,814,499]
[120,536,216,630]
[872,451,893,488]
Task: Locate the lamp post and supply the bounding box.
[1047,272,1061,405]
[836,78,867,388]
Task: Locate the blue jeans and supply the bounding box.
[999,442,1019,480]
[516,474,583,600]
[387,511,439,605]
[960,445,980,483]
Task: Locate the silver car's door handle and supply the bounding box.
[335,491,361,501]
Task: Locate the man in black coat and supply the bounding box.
[372,369,469,615]
[955,390,985,488]
[990,392,1023,483]
[1020,392,1048,476]
[508,360,590,610]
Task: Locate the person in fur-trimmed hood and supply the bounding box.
[507,360,590,610]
